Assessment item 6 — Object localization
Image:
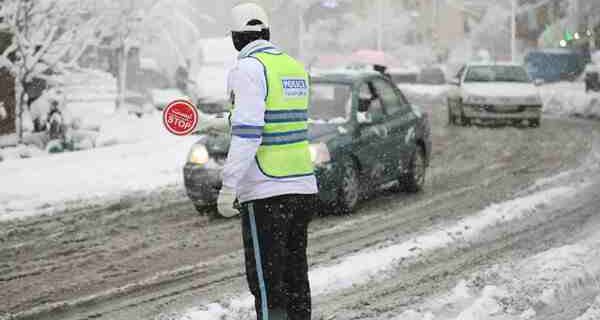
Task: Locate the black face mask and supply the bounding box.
[231,29,270,51]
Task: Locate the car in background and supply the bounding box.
[388,67,419,84]
[183,71,432,215]
[525,49,590,82]
[190,37,237,106]
[123,90,154,117]
[447,62,542,127]
[418,66,445,85]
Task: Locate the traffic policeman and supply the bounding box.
[217,3,318,320]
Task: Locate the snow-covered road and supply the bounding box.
[2,102,599,320]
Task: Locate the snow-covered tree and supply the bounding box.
[94,0,214,109]
[0,0,101,141]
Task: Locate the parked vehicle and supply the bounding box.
[447,62,542,127]
[525,49,590,82]
[183,71,432,214]
[123,90,154,117]
[190,37,237,104]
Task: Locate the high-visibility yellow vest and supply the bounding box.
[250,50,314,178]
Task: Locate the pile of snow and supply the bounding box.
[0,118,198,220]
[399,228,600,320]
[178,185,579,319]
[0,107,227,219]
[540,82,600,119]
[0,133,17,148]
[575,296,600,320]
[0,144,45,161]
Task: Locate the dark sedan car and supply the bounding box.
[183,71,432,214]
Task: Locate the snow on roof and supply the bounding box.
[310,67,378,79]
[466,61,524,67]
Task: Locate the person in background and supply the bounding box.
[216,3,318,320]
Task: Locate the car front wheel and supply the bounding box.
[336,160,360,214]
[399,145,426,193]
[529,118,540,128]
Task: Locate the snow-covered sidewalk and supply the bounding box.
[0,112,198,221]
[541,82,600,119]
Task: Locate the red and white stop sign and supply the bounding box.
[163,100,198,136]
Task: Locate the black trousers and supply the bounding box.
[240,194,316,320]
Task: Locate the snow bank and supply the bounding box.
[540,82,600,119]
[0,114,198,220]
[179,185,578,319]
[398,224,600,320]
[575,295,600,320]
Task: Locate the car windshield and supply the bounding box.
[464,66,530,83]
[309,82,352,123]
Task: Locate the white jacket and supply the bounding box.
[221,40,318,203]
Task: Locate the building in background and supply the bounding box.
[516,0,566,48]
[405,0,484,61]
[516,0,598,50]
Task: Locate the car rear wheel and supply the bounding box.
[336,160,360,214]
[447,100,456,125]
[460,115,472,126]
[529,118,540,128]
[454,100,470,126]
[399,145,426,193]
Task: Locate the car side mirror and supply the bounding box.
[449,78,460,86]
[358,98,371,112]
[534,78,545,86]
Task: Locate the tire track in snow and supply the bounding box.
[178,185,581,320]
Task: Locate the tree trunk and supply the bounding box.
[14,78,25,143]
[117,45,127,110]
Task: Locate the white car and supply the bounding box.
[447,63,542,127]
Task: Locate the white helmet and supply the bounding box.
[231,3,269,32]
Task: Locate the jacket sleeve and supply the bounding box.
[221,58,267,191]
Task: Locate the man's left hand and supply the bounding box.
[217,186,239,217]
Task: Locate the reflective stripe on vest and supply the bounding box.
[252,51,314,178]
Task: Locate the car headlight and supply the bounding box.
[465,95,487,104]
[188,144,210,165]
[309,143,331,166]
